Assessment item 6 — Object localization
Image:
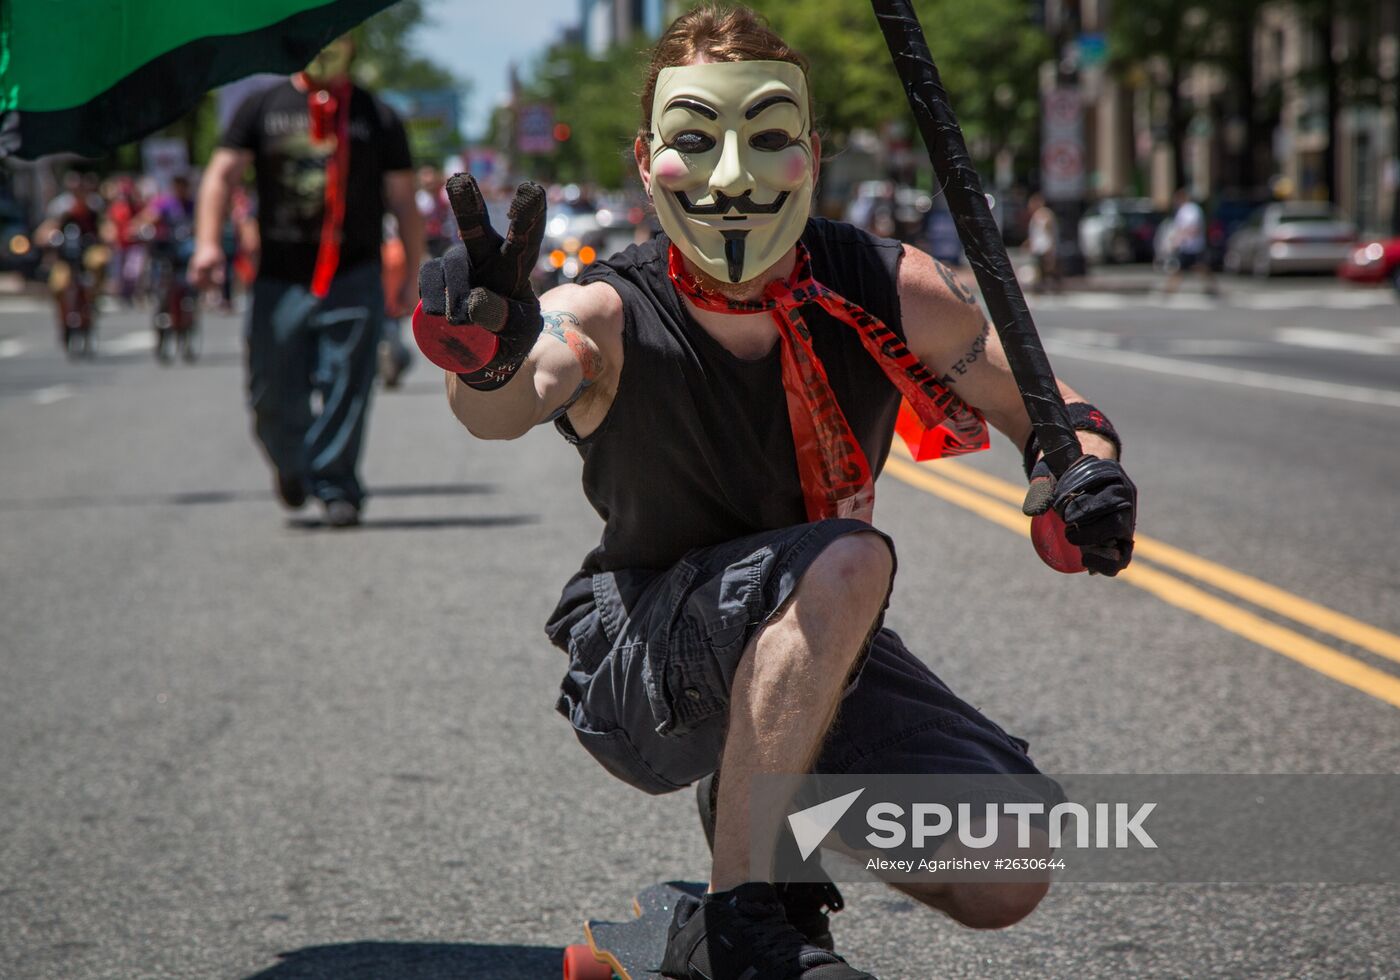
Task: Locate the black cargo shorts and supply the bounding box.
[545,519,1045,795]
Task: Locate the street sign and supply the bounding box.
[1078,32,1107,70]
[1041,87,1084,202]
[381,89,461,167]
[517,103,556,156]
[140,137,189,190]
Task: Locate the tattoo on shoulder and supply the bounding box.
[938,319,991,384]
[540,309,603,384]
[934,259,979,306]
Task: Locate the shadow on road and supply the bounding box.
[101,350,246,368]
[242,940,564,979]
[287,514,537,532]
[0,482,497,512]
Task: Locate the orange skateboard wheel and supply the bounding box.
[562,943,614,980]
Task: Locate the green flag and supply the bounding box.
[0,0,395,159]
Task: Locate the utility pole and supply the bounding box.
[1042,0,1086,274]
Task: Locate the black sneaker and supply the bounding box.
[775,881,845,953]
[695,773,845,951]
[323,498,360,528]
[275,471,307,510]
[659,883,875,980]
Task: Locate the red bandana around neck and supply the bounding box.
[668,243,989,524]
[300,74,352,299]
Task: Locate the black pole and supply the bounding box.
[870,0,1080,476]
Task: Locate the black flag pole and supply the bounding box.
[871,0,1080,477]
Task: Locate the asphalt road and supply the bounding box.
[2,273,1398,979]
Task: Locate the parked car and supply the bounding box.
[1337,237,1400,294]
[1223,202,1356,276]
[1206,190,1275,270]
[1079,198,1164,265]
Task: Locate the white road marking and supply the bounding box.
[1033,293,1137,311]
[1044,340,1400,409]
[1051,327,1121,347]
[1047,329,1267,358]
[31,384,74,406]
[0,298,51,314]
[1157,338,1269,356]
[102,331,155,354]
[1030,288,1395,313]
[0,338,26,359]
[1273,328,1400,357]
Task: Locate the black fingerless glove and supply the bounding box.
[411,175,547,390]
[1023,455,1137,576]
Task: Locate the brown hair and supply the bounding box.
[639,4,812,137]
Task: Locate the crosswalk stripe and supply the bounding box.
[1272,328,1400,356]
[1043,340,1400,409]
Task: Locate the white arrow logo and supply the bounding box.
[786,789,864,861]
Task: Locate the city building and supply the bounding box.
[1074,1,1398,232]
[580,0,673,57]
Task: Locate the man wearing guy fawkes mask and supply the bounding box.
[414,6,1136,978]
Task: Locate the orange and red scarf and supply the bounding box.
[301,75,352,298]
[668,243,988,523]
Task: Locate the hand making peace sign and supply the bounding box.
[413,174,549,386]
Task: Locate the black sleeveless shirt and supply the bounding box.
[555,217,907,582]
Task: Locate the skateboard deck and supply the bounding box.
[562,881,706,980]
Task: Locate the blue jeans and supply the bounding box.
[246,263,383,506]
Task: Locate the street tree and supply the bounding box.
[743,0,1048,180]
[1109,0,1218,192]
[351,0,462,93]
[512,41,649,188]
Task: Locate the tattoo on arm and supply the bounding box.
[937,320,991,385]
[541,310,603,384]
[934,259,979,306]
[539,310,603,420]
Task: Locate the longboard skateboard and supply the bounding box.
[562,881,706,980]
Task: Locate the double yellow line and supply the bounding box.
[884,449,1400,710]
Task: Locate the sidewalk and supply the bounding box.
[950,254,1362,298]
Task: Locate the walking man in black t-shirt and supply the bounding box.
[191,35,424,526]
[413,8,1136,979]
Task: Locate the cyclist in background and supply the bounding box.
[140,175,200,361]
[35,173,109,355]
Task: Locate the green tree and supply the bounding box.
[1109,1,1218,191]
[513,41,650,187]
[511,0,1047,189]
[353,0,468,163]
[743,0,1048,178]
[1283,0,1379,203]
[351,0,461,93]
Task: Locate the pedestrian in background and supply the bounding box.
[378,215,412,388]
[102,177,145,306]
[1163,187,1218,296]
[1026,192,1061,294]
[416,165,455,258]
[189,34,424,528]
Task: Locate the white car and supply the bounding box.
[1224,203,1356,277]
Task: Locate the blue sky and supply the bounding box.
[414,0,582,139]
